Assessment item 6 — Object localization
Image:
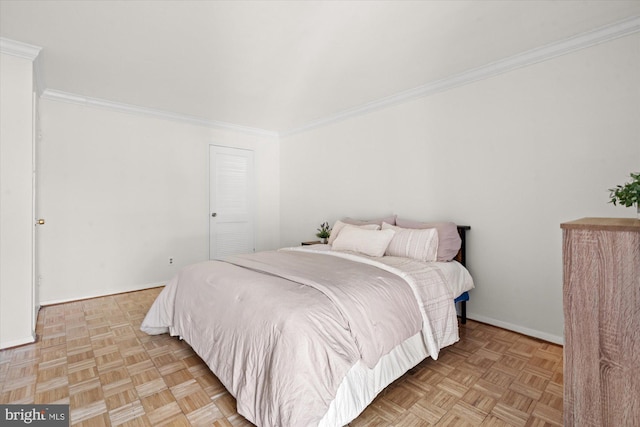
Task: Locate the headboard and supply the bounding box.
[454,225,471,266]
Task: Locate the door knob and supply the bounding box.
[211,213,217,217]
[37,219,45,225]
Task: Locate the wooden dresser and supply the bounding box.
[561,218,640,426]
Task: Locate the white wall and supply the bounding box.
[37,100,280,304]
[0,52,35,347]
[280,34,640,343]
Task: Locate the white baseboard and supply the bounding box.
[0,333,36,350]
[40,282,165,306]
[467,312,564,345]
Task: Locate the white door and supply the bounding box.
[209,145,255,260]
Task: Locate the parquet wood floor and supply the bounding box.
[0,288,563,426]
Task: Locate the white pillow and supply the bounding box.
[381,222,439,262]
[328,220,380,245]
[331,226,395,257]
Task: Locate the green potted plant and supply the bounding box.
[608,172,640,218]
[316,221,331,244]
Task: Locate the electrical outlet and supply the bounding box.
[168,257,174,265]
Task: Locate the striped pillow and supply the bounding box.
[381,222,439,262]
[395,218,460,261]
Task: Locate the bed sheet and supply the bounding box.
[292,244,474,298]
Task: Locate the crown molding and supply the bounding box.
[12,15,640,139]
[1,37,45,96]
[40,89,279,138]
[280,15,640,137]
[0,37,42,60]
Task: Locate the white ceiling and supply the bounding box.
[1,1,639,133]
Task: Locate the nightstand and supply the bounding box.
[301,240,322,246]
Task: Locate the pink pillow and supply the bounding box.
[342,215,397,227]
[394,219,461,262]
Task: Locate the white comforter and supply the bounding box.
[141,248,465,426]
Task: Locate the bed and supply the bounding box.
[141,219,473,426]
